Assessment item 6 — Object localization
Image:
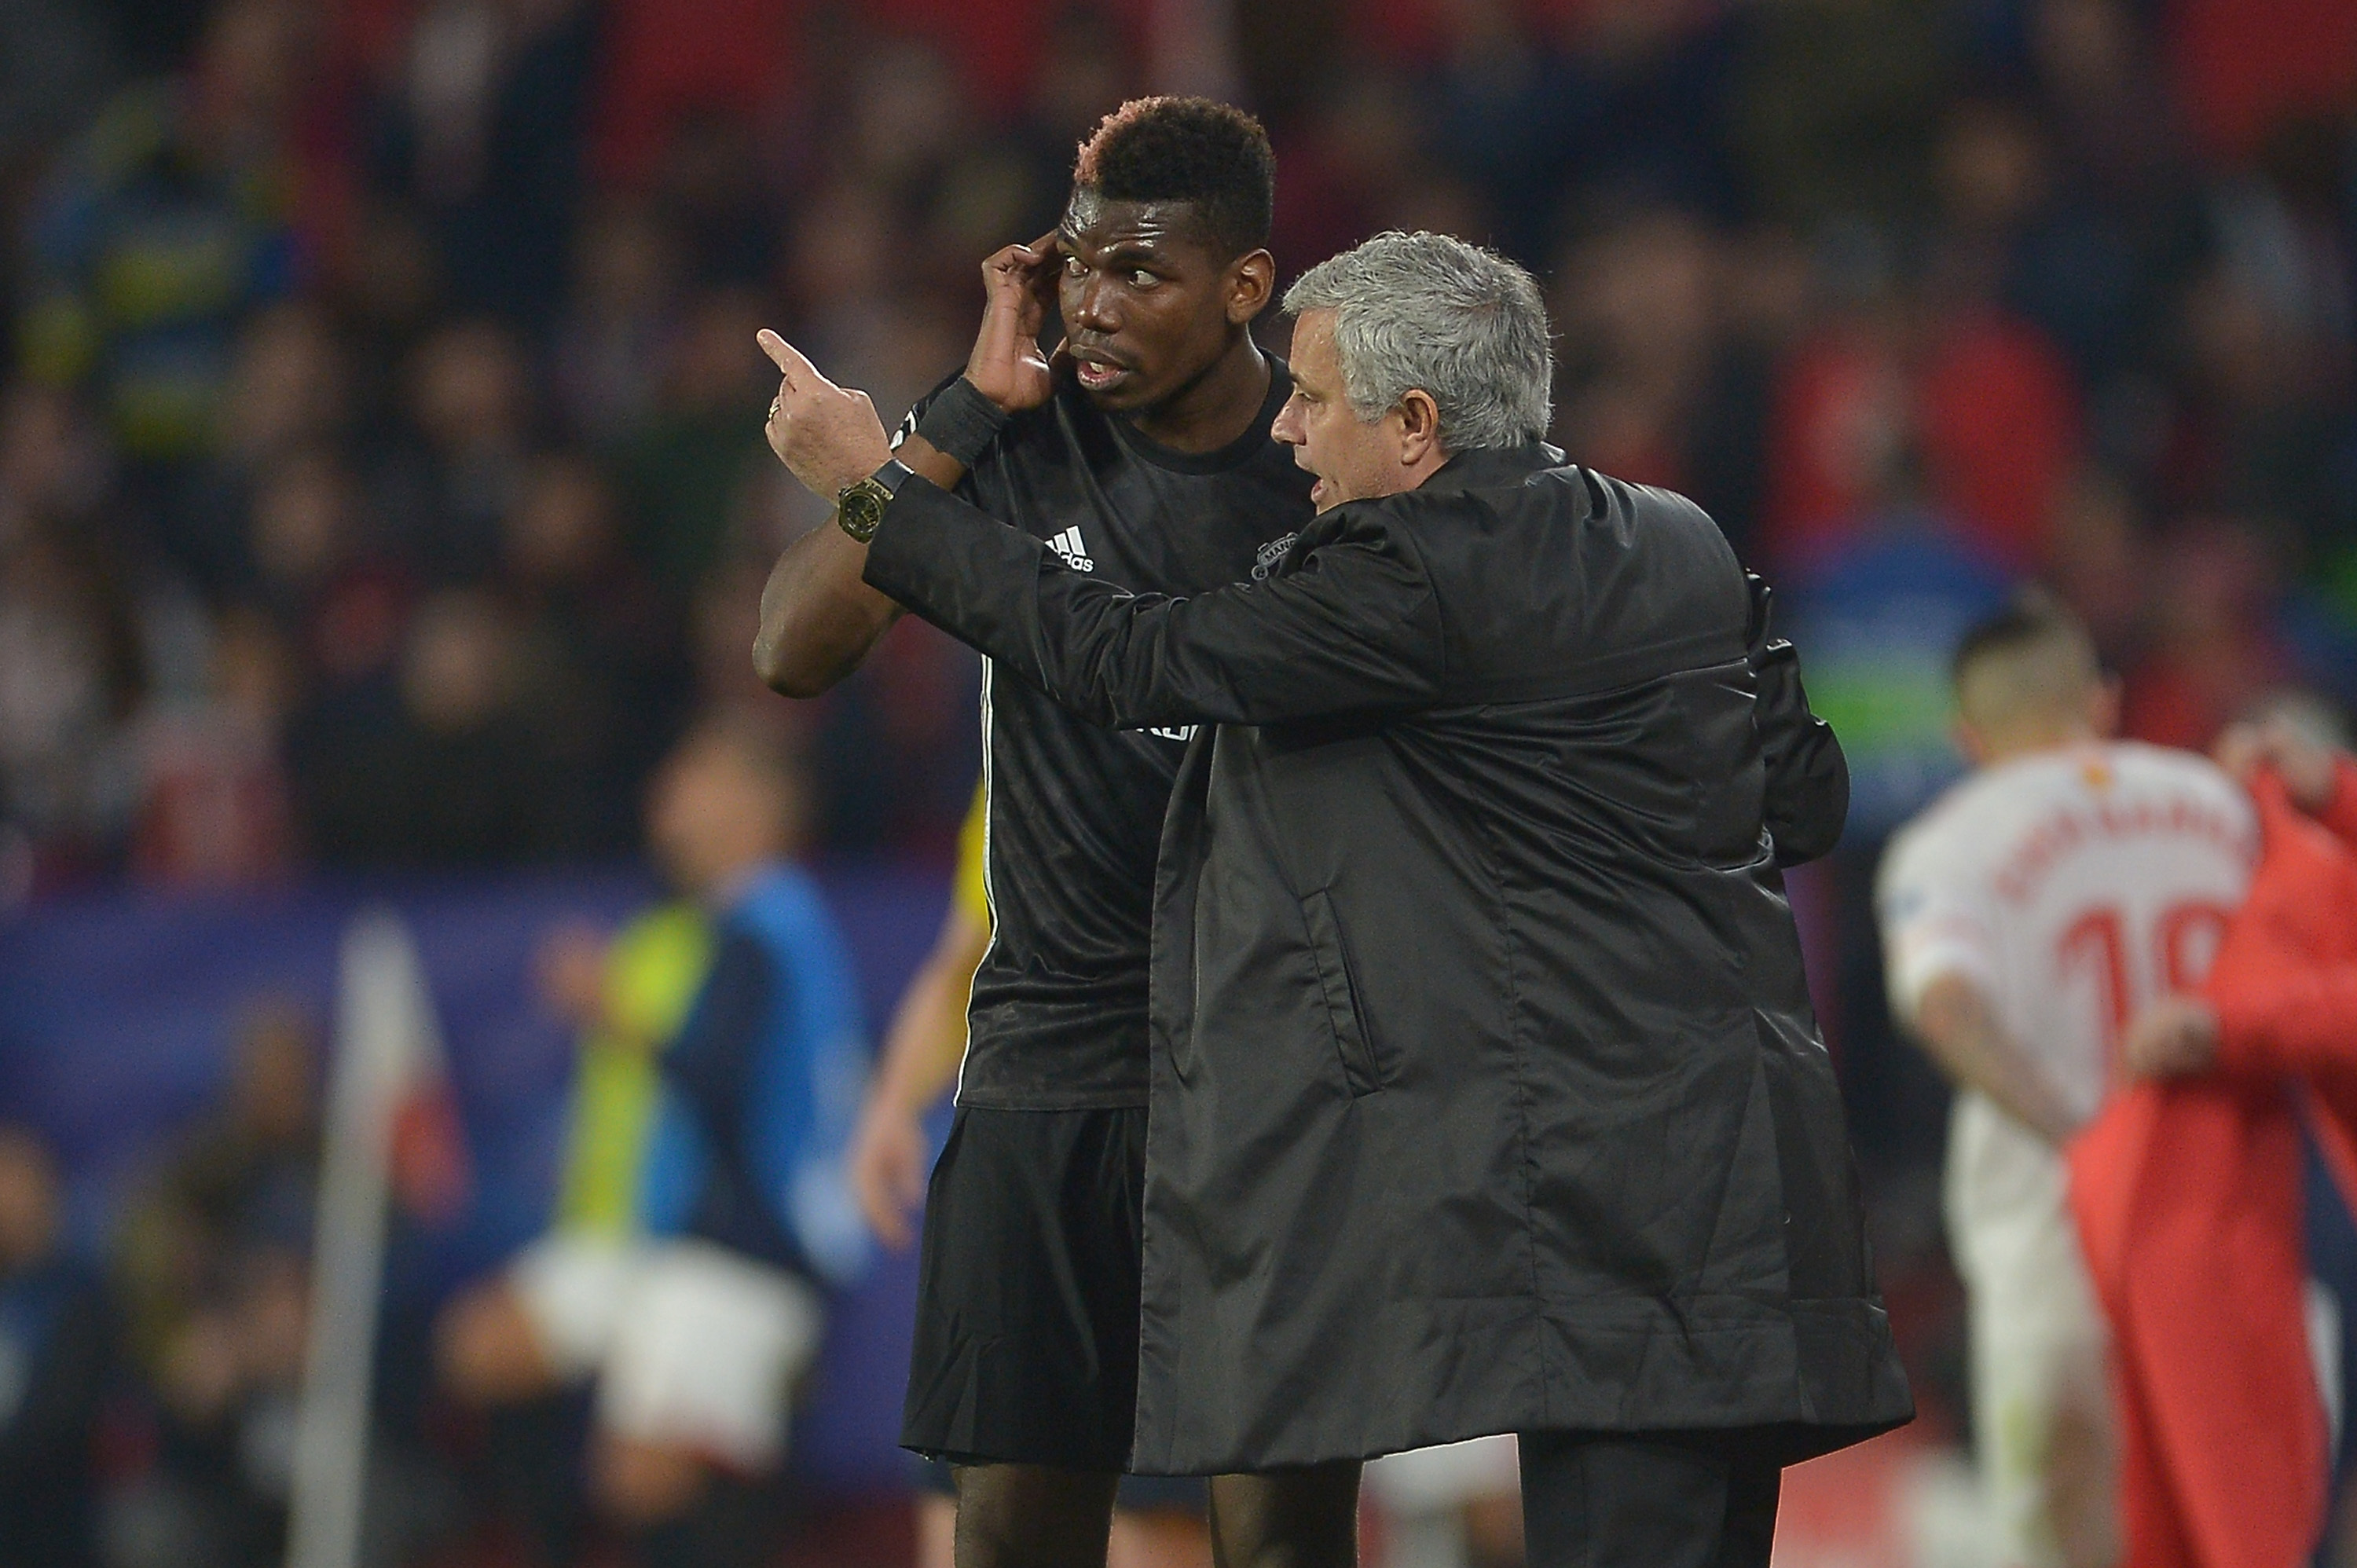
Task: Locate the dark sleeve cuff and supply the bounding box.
[860,474,1058,661]
[860,474,958,603]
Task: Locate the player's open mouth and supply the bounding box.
[1071,352,1132,392]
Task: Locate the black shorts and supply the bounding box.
[901,1105,1153,1471]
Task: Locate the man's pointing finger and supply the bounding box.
[756,328,823,389]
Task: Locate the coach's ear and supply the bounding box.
[1392,387,1442,470]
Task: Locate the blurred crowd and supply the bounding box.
[6,0,2357,1559]
[4,0,2355,895]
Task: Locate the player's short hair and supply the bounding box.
[1952,592,2102,732]
[1282,231,1555,452]
[1072,97,1275,259]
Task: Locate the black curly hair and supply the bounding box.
[1071,97,1275,260]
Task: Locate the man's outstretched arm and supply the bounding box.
[861,472,1446,730]
[755,327,1444,731]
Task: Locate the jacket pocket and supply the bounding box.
[1300,889,1382,1096]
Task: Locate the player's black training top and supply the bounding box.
[898,361,1312,1110]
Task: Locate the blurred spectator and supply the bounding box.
[1755,233,1919,574]
[115,1000,318,1376]
[109,1002,317,1568]
[173,301,354,596]
[1759,227,2083,576]
[0,1128,113,1568]
[499,452,688,852]
[434,897,712,1563]
[985,2,1142,246]
[136,1227,309,1568]
[0,389,145,890]
[588,0,795,192]
[295,585,578,865]
[617,288,772,599]
[1273,71,1468,278]
[550,202,680,447]
[2119,515,2298,749]
[1412,0,1741,255]
[640,112,783,292]
[216,299,350,473]
[1913,304,2083,574]
[124,606,297,888]
[2164,0,2357,163]
[1550,205,1781,555]
[437,720,867,1568]
[0,0,117,200]
[366,0,597,327]
[2043,464,2151,665]
[2161,255,2346,559]
[14,0,310,465]
[378,316,536,583]
[1733,0,1963,224]
[244,446,409,692]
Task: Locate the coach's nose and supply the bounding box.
[1272,390,1306,446]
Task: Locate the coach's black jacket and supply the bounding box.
[863,441,1912,1474]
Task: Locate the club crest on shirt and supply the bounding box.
[1252,533,1299,581]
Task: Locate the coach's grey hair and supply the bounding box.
[1281,231,1553,452]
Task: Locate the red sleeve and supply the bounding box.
[2319,757,2357,848]
[2216,963,2357,1076]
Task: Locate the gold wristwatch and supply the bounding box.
[837,459,915,542]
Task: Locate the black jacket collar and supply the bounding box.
[1417,440,1564,496]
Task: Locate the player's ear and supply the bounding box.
[1227,249,1276,324]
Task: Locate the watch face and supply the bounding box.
[838,481,886,540]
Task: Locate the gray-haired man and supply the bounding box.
[763,231,1912,1566]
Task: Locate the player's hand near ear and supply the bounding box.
[964,230,1071,416]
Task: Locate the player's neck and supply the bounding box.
[1980,725,2102,768]
[1127,337,1270,455]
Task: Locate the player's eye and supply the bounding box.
[1131,268,1156,288]
[1064,255,1086,278]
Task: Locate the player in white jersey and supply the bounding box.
[1877,598,2257,1568]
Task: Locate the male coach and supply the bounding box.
[750,100,1354,1567]
[761,230,1912,1566]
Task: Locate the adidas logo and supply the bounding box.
[1048,526,1095,573]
